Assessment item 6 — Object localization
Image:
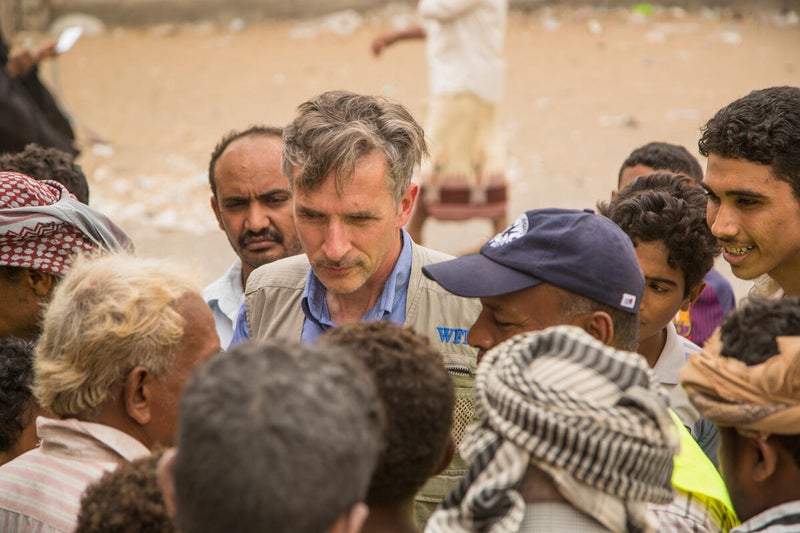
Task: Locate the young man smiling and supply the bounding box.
[700,86,800,298]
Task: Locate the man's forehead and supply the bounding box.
[481,283,562,311]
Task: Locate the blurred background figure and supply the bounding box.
[372,0,509,245]
[0,27,77,155]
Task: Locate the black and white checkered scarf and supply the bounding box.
[426,326,676,533]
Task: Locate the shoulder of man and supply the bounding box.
[244,254,309,341]
[244,254,310,296]
[408,242,481,371]
[202,259,241,302]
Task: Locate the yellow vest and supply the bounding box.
[669,410,740,530]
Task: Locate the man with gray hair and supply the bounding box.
[0,254,220,532]
[158,339,383,533]
[242,90,480,523]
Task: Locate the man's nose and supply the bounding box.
[244,203,271,232]
[321,219,351,261]
[707,202,737,240]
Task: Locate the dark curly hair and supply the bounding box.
[208,125,283,197]
[719,297,800,365]
[619,141,704,184]
[699,86,800,197]
[75,451,177,533]
[718,297,800,466]
[0,143,89,203]
[321,321,455,506]
[598,171,721,296]
[0,337,36,454]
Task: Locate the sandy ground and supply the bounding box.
[30,5,800,296]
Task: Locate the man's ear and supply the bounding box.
[24,268,56,298]
[680,280,707,311]
[397,182,419,227]
[326,502,369,533]
[752,438,779,483]
[124,366,153,426]
[572,311,614,346]
[210,195,224,231]
[157,448,178,517]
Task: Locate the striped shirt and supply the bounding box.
[732,501,800,533]
[0,417,150,532]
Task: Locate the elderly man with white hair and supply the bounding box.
[0,254,220,532]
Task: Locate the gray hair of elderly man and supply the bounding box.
[167,338,385,533]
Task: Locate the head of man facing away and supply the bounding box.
[164,338,385,533]
[320,321,455,533]
[681,297,800,526]
[425,325,676,533]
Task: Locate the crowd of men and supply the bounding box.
[1,79,799,533]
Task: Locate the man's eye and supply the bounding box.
[265,196,290,206]
[493,317,514,328]
[648,283,668,294]
[735,198,758,207]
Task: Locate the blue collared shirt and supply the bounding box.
[300,229,412,342]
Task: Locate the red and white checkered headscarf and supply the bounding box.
[0,172,133,277]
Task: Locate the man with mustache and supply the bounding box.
[243,91,480,525]
[204,126,302,348]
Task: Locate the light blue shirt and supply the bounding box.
[202,260,244,350]
[300,229,412,342]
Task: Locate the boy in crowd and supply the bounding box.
[615,141,736,347]
[76,452,175,533]
[321,322,455,533]
[599,172,721,459]
[681,297,800,531]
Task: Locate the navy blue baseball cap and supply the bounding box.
[422,208,644,313]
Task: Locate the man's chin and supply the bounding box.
[242,249,289,270]
[314,271,368,295]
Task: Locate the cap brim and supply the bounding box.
[422,253,542,298]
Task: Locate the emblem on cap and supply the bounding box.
[620,293,637,309]
[487,214,528,248]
